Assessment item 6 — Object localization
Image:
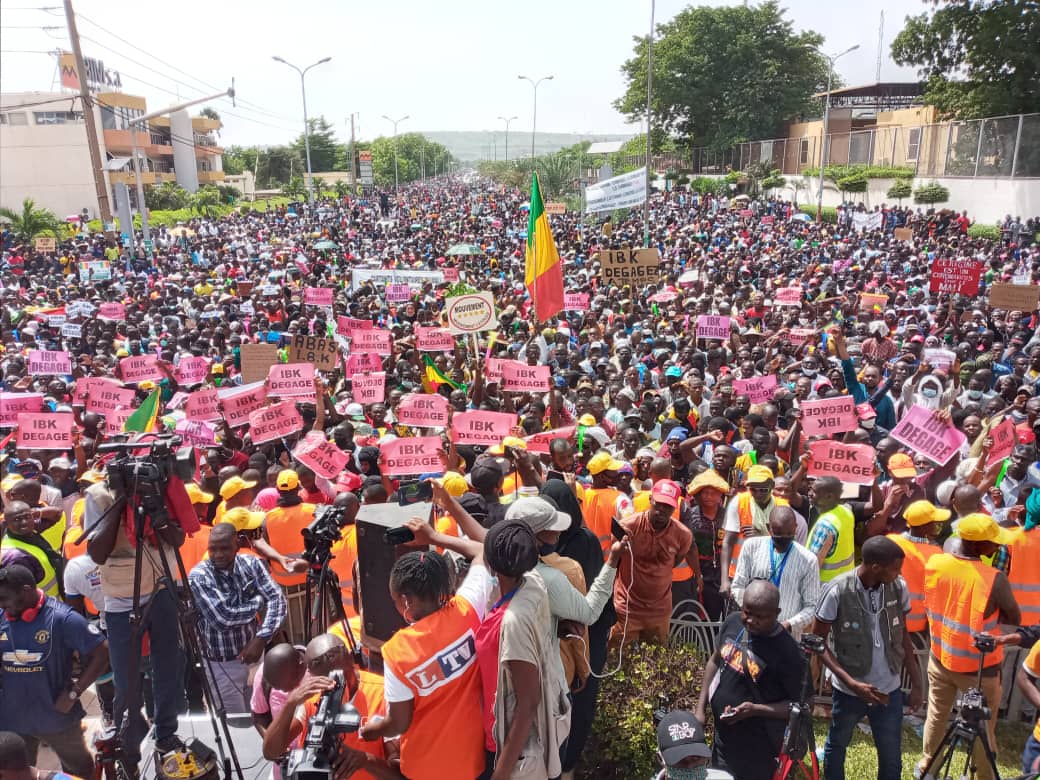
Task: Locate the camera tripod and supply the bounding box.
[773,633,826,780]
[921,639,1001,780]
[303,547,361,663]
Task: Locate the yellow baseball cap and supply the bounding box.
[958,513,1015,545]
[578,414,597,427]
[746,465,775,485]
[436,471,469,497]
[277,469,300,491]
[185,483,214,504]
[222,507,265,532]
[220,476,258,501]
[489,436,527,456]
[904,500,951,528]
[587,451,623,475]
[688,470,731,496]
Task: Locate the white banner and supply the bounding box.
[350,269,445,292]
[851,212,883,232]
[585,167,647,213]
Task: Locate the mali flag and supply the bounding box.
[525,172,565,323]
[422,354,465,394]
[123,388,161,433]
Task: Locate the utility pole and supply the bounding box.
[347,113,357,188]
[643,0,655,248]
[63,0,114,237]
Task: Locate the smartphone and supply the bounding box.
[384,526,415,545]
[611,517,626,541]
[398,480,433,506]
[546,470,566,482]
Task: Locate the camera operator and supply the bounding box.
[985,625,1040,775]
[84,470,186,767]
[262,633,399,780]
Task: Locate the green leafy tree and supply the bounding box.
[761,170,787,193]
[886,178,913,206]
[615,1,829,149]
[891,0,1040,119]
[837,172,868,200]
[189,186,222,217]
[536,152,575,199]
[333,180,349,200]
[366,134,455,186]
[199,107,220,122]
[0,198,63,242]
[282,177,306,200]
[914,181,950,205]
[291,116,344,173]
[145,181,190,211]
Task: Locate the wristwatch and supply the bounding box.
[66,687,80,702]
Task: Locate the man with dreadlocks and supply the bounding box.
[359,532,494,780]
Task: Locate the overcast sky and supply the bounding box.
[1,0,928,147]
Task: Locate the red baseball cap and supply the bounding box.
[652,479,682,508]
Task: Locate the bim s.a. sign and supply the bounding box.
[59,51,122,92]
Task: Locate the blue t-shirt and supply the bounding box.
[0,596,105,735]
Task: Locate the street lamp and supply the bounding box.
[517,75,553,160]
[815,44,859,221]
[498,115,518,161]
[382,114,409,195]
[273,55,331,204]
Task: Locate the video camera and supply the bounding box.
[301,504,350,567]
[287,671,361,780]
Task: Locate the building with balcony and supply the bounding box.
[0,90,224,220]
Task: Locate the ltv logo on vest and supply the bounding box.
[405,632,477,694]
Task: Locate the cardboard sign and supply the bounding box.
[304,287,334,307]
[289,335,339,371]
[345,352,383,374]
[28,350,71,376]
[66,301,94,318]
[696,315,731,341]
[442,267,460,282]
[524,426,576,454]
[262,284,280,296]
[351,329,393,356]
[596,248,661,285]
[929,258,983,296]
[218,381,268,428]
[293,431,350,479]
[98,302,126,320]
[733,374,779,404]
[386,283,412,303]
[338,316,373,337]
[250,401,304,445]
[986,417,1017,466]
[120,355,162,384]
[34,236,57,253]
[240,343,280,384]
[47,314,66,328]
[268,363,316,397]
[185,388,221,422]
[86,382,135,415]
[0,393,44,427]
[450,410,516,446]
[380,436,444,476]
[988,283,1040,311]
[236,281,254,297]
[859,293,889,313]
[893,227,913,242]
[807,440,875,485]
[445,291,499,335]
[175,356,210,387]
[501,361,551,392]
[800,396,857,437]
[890,404,966,466]
[775,287,802,306]
[351,372,386,406]
[415,326,455,352]
[61,322,83,339]
[544,202,566,215]
[564,293,590,311]
[397,393,450,427]
[923,348,956,372]
[17,412,73,450]
[175,418,218,448]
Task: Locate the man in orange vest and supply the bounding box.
[262,470,314,644]
[919,514,1021,780]
[582,451,633,555]
[1008,490,1040,626]
[887,500,947,636]
[719,465,774,600]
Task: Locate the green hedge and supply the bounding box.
[799,204,838,223]
[968,223,1001,240]
[802,164,916,181]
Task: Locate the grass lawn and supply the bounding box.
[244,196,292,211]
[812,717,1032,779]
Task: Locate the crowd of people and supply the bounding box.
[1,176,1040,780]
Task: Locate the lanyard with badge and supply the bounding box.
[769,545,791,586]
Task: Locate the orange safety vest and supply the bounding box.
[1008,528,1040,623]
[888,533,941,633]
[265,502,316,587]
[924,553,1004,673]
[330,525,359,619]
[582,487,621,556]
[728,492,757,579]
[634,490,689,582]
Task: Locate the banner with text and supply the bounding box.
[380,436,444,476]
[890,404,966,465]
[397,393,450,427]
[17,412,73,450]
[800,396,857,437]
[450,410,516,446]
[808,440,875,485]
[250,401,304,444]
[585,167,647,213]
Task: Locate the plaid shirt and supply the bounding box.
[189,554,287,661]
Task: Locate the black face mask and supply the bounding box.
[772,536,795,554]
[538,542,557,557]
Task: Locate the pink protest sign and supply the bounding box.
[733,374,778,404]
[167,391,189,410]
[486,358,506,384]
[930,258,983,296]
[386,284,412,303]
[923,348,956,372]
[775,287,802,306]
[859,292,889,313]
[345,352,383,374]
[415,326,455,352]
[175,418,218,448]
[17,412,73,450]
[267,363,315,397]
[29,350,71,376]
[696,315,731,341]
[380,436,444,476]
[442,267,460,282]
[175,356,210,386]
[120,355,162,384]
[397,393,450,427]
[501,361,551,392]
[800,396,857,437]
[185,388,221,422]
[218,381,268,428]
[351,372,386,406]
[250,401,304,444]
[98,302,126,320]
[451,410,516,446]
[564,293,590,311]
[338,316,373,337]
[524,426,576,454]
[86,382,135,415]
[986,418,1017,466]
[760,215,774,225]
[352,328,393,356]
[304,287,334,306]
[890,404,966,466]
[739,209,753,218]
[106,406,132,431]
[294,255,310,275]
[0,393,44,427]
[789,328,816,344]
[807,440,876,485]
[293,431,350,479]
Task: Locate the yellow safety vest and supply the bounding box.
[817,504,856,583]
[1,535,59,596]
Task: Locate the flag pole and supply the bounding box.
[530,171,539,330]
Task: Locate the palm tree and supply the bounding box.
[535,152,573,199]
[189,186,222,218]
[0,198,64,242]
[282,177,306,201]
[333,180,349,200]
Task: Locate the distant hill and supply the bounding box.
[418,131,634,162]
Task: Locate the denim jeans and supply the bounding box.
[107,588,182,764]
[824,687,903,780]
[1024,733,1040,775]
